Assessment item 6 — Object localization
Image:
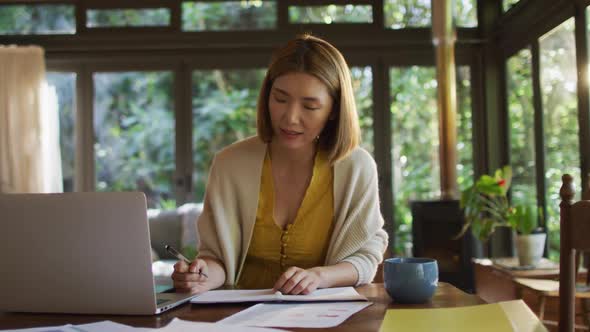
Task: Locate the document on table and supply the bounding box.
[0,325,80,332]
[190,286,367,304]
[159,318,288,332]
[218,302,372,328]
[0,321,145,332]
[379,299,548,332]
[74,321,150,332]
[1,320,288,332]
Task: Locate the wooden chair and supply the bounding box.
[513,174,590,332]
[559,174,590,332]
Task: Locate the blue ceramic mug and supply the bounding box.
[383,257,438,304]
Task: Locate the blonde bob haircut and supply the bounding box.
[256,34,361,164]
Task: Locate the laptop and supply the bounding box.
[0,192,197,315]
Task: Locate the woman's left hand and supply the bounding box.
[273,266,324,295]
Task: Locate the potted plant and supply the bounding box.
[508,205,546,267]
[456,166,512,242]
[456,166,546,266]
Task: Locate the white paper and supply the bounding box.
[158,318,287,332]
[218,302,372,328]
[0,322,147,332]
[1,320,287,332]
[74,321,150,332]
[190,286,367,304]
[191,289,280,303]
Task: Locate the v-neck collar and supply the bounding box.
[267,148,322,231]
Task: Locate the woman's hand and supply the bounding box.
[171,259,211,294]
[273,266,324,295]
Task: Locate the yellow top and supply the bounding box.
[237,149,335,289]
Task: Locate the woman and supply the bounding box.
[172,34,388,295]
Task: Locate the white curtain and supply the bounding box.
[0,45,63,193]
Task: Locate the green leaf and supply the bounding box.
[508,204,538,234]
[475,175,503,195]
[458,165,515,241]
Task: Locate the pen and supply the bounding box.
[164,244,209,278]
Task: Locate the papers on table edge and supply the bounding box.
[218,301,373,328]
[159,318,287,332]
[0,321,149,332]
[190,286,368,304]
[2,319,287,332]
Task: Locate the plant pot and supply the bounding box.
[516,233,546,267]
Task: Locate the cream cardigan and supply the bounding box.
[197,136,389,286]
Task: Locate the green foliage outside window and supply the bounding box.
[289,5,373,24]
[182,1,276,31]
[87,8,170,28]
[384,0,430,29]
[507,19,584,262]
[456,67,474,191]
[0,5,75,34]
[390,66,439,254]
[384,0,477,29]
[454,0,477,27]
[191,70,263,202]
[507,49,537,208]
[352,67,375,155]
[390,66,473,255]
[540,18,580,261]
[0,1,479,34]
[94,72,176,209]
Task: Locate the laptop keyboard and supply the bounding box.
[157,298,168,305]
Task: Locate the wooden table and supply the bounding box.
[0,282,484,331]
[473,258,561,303]
[473,258,588,330]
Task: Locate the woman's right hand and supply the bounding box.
[171,258,211,294]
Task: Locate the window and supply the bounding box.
[182,1,276,31]
[384,0,477,29]
[390,66,439,253]
[384,0,430,29]
[0,4,75,35]
[289,5,373,24]
[1,3,484,253]
[191,69,264,201]
[507,48,536,207]
[390,66,473,254]
[46,73,76,192]
[86,8,170,28]
[456,66,473,190]
[94,72,175,209]
[351,67,374,154]
[455,0,477,28]
[540,18,580,260]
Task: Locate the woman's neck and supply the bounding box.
[269,141,317,169]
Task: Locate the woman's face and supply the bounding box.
[268,72,334,152]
